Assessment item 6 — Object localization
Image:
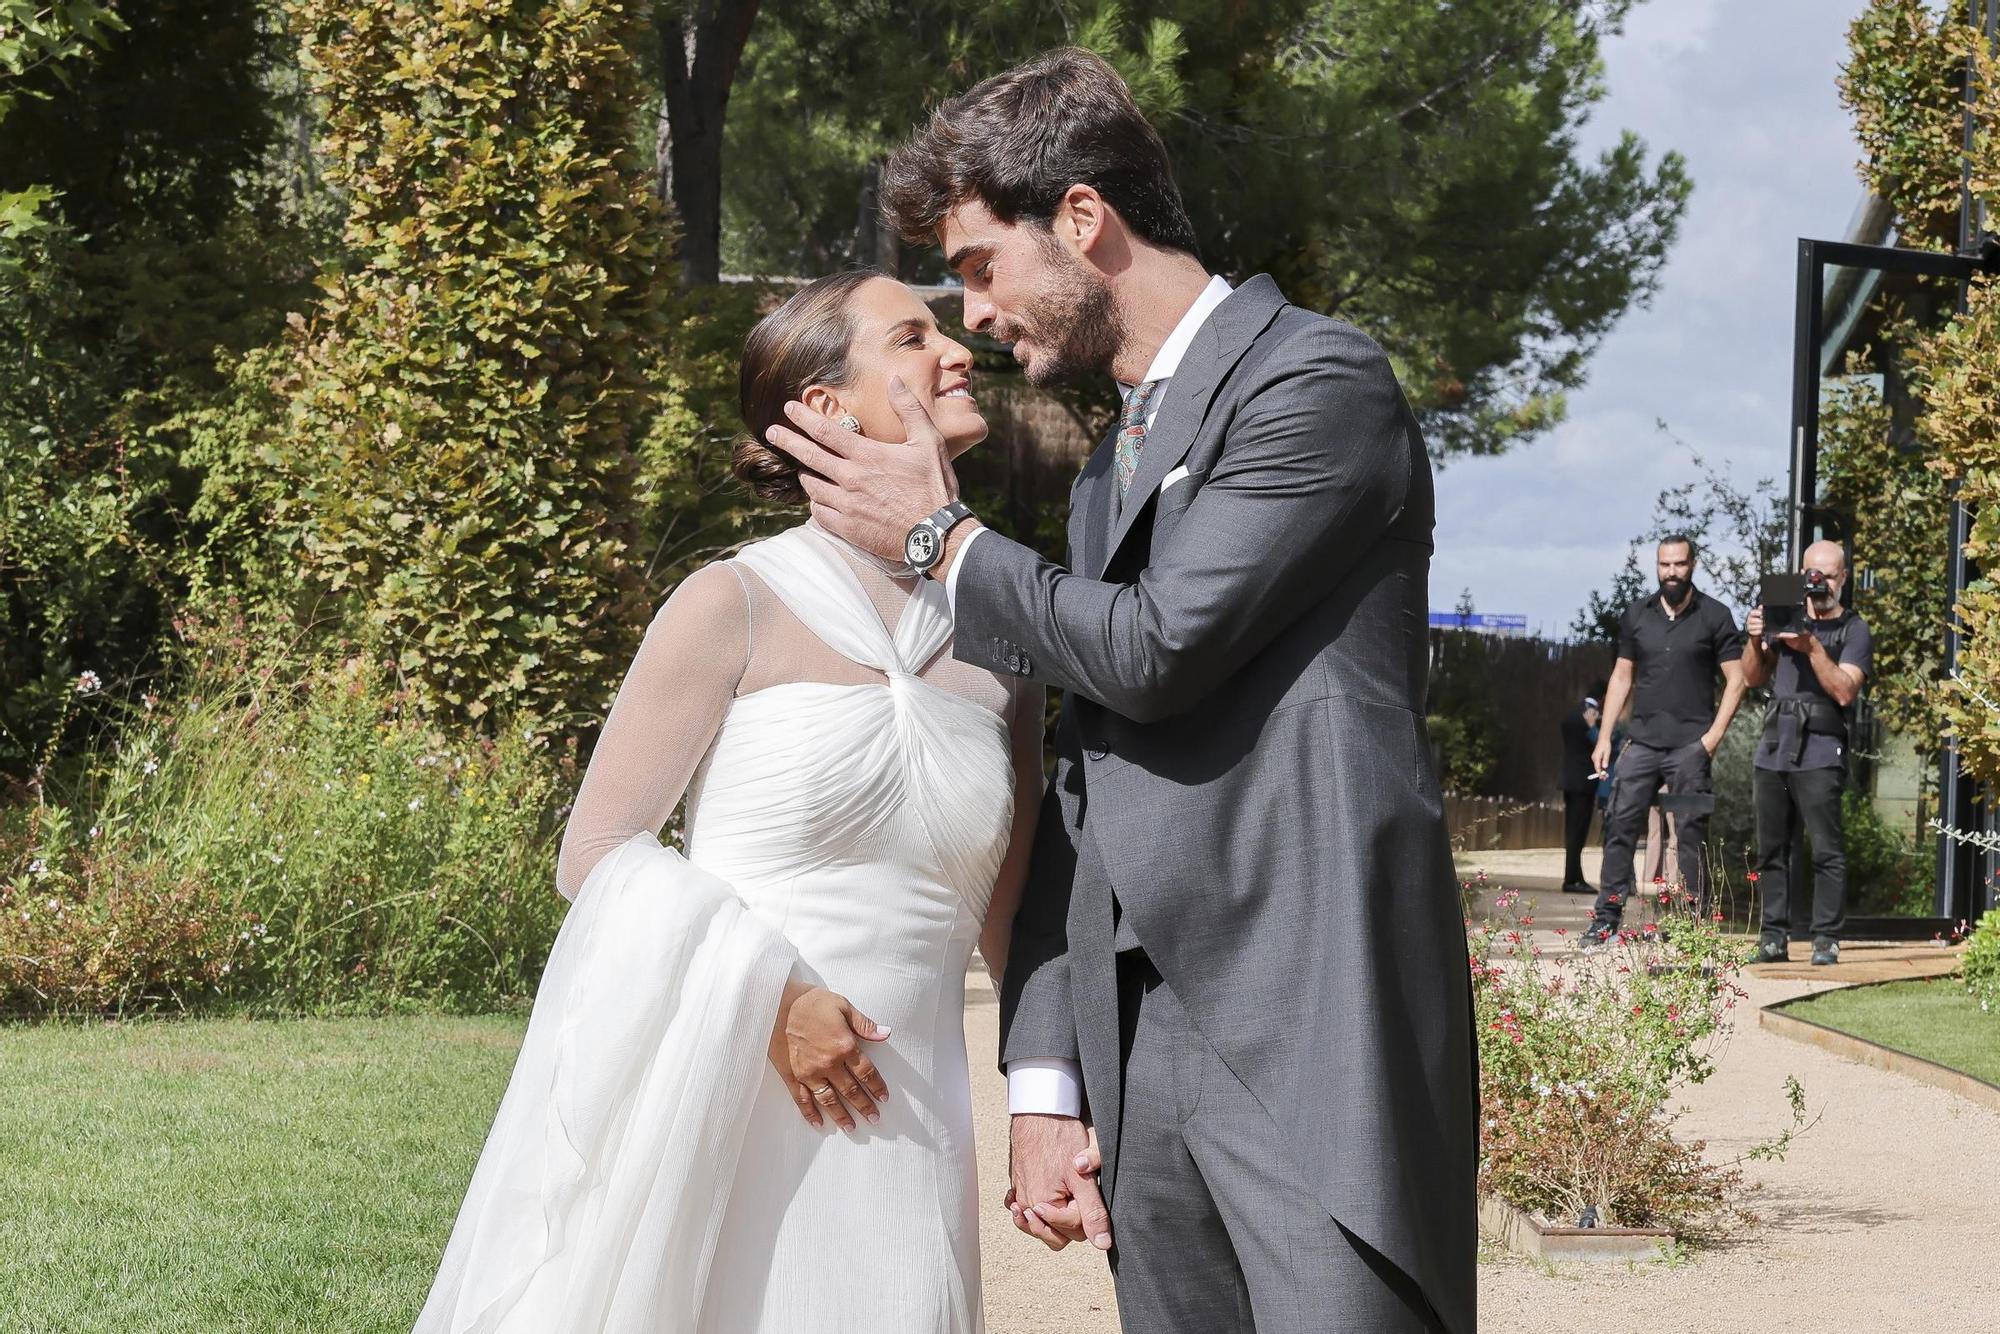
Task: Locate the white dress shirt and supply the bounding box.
[942,274,1232,1117]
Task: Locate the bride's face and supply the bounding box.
[805,278,987,459]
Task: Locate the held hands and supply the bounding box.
[762,378,958,565]
[767,978,892,1133]
[1006,1115,1113,1253]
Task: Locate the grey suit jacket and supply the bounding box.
[958,276,1477,1334]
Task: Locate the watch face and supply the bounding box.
[906,525,939,568]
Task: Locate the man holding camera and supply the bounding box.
[1583,537,1747,949]
[1742,540,1871,966]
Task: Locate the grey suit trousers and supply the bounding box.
[1110,956,1442,1333]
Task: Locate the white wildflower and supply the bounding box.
[28,858,46,876]
[143,758,159,776]
[407,797,424,812]
[75,670,102,695]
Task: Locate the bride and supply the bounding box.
[414,270,1044,1333]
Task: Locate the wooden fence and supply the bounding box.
[1444,791,1572,851]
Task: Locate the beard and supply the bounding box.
[1007,242,1125,388]
[1660,577,1691,603]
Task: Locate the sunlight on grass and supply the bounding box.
[0,1015,524,1333]
[1783,979,2000,1087]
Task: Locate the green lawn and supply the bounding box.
[1783,978,2000,1087]
[0,1014,526,1333]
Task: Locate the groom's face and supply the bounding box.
[942,199,1123,388]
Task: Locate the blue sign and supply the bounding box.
[1429,611,1529,633]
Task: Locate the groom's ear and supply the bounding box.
[1056,184,1111,256]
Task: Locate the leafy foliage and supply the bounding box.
[1818,369,1949,760]
[1,610,573,1016]
[725,0,1689,460]
[230,0,672,728]
[1964,906,2000,1012]
[0,0,301,782]
[1839,0,1970,253]
[1466,876,1792,1238]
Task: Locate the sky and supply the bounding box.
[1430,0,1874,637]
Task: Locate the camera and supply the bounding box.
[1758,572,1807,646]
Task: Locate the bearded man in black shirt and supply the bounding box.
[1583,537,1748,950]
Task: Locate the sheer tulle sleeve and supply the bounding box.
[555,564,750,900]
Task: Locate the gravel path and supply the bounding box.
[968,851,2000,1331]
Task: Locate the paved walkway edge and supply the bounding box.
[1760,989,2000,1116]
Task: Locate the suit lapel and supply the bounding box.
[1101,276,1289,573]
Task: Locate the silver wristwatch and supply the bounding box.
[905,501,974,577]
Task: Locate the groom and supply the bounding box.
[766,47,1476,1334]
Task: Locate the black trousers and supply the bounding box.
[1593,739,1715,928]
[1562,789,1595,885]
[1753,764,1847,943]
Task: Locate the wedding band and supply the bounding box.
[812,1085,839,1103]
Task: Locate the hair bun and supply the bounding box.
[731,435,807,504]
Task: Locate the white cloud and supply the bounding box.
[1434,0,1871,632]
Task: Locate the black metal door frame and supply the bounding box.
[1789,237,1998,937]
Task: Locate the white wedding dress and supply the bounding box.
[414,523,1038,1334]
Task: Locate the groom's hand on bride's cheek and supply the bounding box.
[767,379,957,563]
[1008,1114,1113,1253]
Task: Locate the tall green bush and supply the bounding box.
[240,0,670,727]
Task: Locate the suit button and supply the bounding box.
[1003,649,1024,674]
[1086,746,1107,760]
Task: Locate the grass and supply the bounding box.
[1782,978,2000,1087]
[0,1014,526,1333]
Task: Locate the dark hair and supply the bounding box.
[734,269,883,504]
[1657,534,1698,562]
[880,47,1198,257]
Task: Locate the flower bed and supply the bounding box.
[1468,876,1803,1245]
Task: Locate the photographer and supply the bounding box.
[1583,537,1747,950]
[1742,540,1871,966]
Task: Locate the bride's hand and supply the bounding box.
[767,979,892,1133]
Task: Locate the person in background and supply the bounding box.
[1741,540,1871,966]
[1584,536,1747,950]
[1558,682,1606,894]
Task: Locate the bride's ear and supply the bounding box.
[801,385,845,419]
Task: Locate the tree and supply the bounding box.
[0,1,296,780]
[720,0,1689,460]
[654,0,761,284]
[232,0,671,728]
[1837,0,2000,782]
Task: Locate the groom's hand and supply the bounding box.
[765,378,960,566]
[1007,1114,1113,1252]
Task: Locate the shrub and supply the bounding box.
[1466,875,1802,1238]
[1480,1089,1748,1240]
[0,804,250,1017]
[222,0,672,729]
[1843,790,1934,918]
[1,613,574,1017]
[1965,908,2000,1013]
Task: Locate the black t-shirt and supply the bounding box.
[1754,610,1872,772]
[1616,588,1744,749]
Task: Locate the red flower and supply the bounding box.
[1746,872,1760,883]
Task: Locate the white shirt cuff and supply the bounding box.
[1006,1058,1083,1117]
[943,524,988,617]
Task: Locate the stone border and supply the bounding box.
[1478,1196,1673,1263]
[1760,985,2000,1116]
